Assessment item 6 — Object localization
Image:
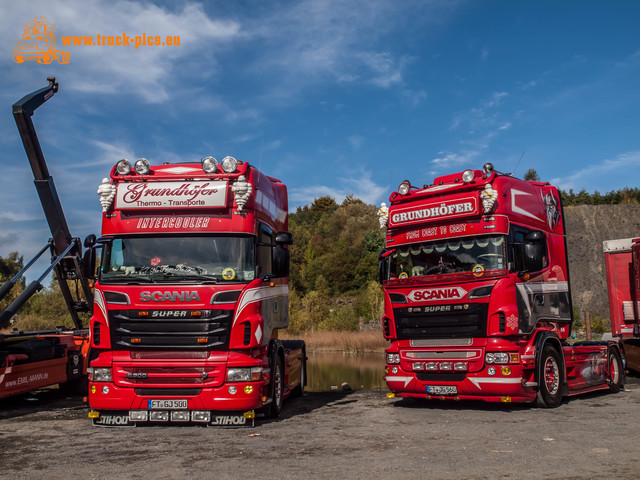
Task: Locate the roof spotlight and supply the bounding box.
[483,163,494,175]
[462,169,475,183]
[134,158,150,175]
[221,156,238,173]
[116,159,132,175]
[202,156,218,173]
[398,180,411,195]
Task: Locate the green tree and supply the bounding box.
[523,168,540,181]
[0,252,25,324]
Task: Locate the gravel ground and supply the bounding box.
[1,375,639,480]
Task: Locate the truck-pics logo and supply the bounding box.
[14,17,70,65]
[407,287,467,302]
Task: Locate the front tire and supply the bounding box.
[536,344,564,408]
[608,348,622,393]
[268,355,284,418]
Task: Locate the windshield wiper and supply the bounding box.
[159,272,218,283]
[101,274,155,283]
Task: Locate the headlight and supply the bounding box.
[134,158,150,174]
[89,367,112,382]
[226,367,262,382]
[386,353,400,364]
[202,156,218,173]
[221,156,238,173]
[485,352,510,364]
[462,169,475,182]
[116,159,131,175]
[398,181,411,195]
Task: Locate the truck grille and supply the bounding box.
[115,365,225,387]
[394,304,488,340]
[109,309,233,350]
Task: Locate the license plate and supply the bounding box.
[148,399,188,409]
[427,385,457,395]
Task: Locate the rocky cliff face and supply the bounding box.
[565,204,640,319]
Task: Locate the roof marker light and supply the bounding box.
[398,180,411,195]
[221,156,238,173]
[134,158,150,175]
[202,156,218,173]
[462,169,474,183]
[116,159,132,175]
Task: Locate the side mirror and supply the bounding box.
[523,244,543,272]
[525,230,543,242]
[275,231,293,245]
[272,245,290,277]
[82,248,97,279]
[378,249,394,284]
[84,234,97,248]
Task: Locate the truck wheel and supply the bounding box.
[291,349,306,397]
[608,349,622,393]
[57,52,70,64]
[268,355,284,418]
[536,344,564,408]
[38,53,53,64]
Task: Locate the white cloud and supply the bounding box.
[289,169,387,207]
[245,0,460,100]
[431,150,481,168]
[550,151,640,192]
[347,135,365,150]
[2,1,241,103]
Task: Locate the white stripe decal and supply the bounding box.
[233,284,288,326]
[468,377,523,389]
[94,290,108,326]
[511,189,543,223]
[385,376,413,387]
[516,282,569,295]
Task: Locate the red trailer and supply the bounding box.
[86,156,305,425]
[379,164,623,407]
[603,237,640,372]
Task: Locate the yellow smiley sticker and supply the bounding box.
[222,268,236,280]
[472,264,484,277]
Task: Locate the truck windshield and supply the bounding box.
[100,236,255,284]
[386,235,506,279]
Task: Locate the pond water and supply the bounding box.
[306,352,387,392]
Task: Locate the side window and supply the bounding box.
[508,226,548,272]
[256,224,274,277]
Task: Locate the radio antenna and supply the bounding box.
[512,151,525,176]
[256,128,265,190]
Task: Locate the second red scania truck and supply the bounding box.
[379,163,623,407]
[87,155,305,426]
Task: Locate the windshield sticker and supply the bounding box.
[399,272,409,279]
[222,268,236,280]
[244,271,255,281]
[472,264,484,277]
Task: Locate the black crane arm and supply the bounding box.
[2,78,93,330]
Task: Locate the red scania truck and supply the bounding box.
[603,237,640,372]
[379,163,623,407]
[87,156,305,426]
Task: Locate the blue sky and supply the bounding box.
[1,0,639,276]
